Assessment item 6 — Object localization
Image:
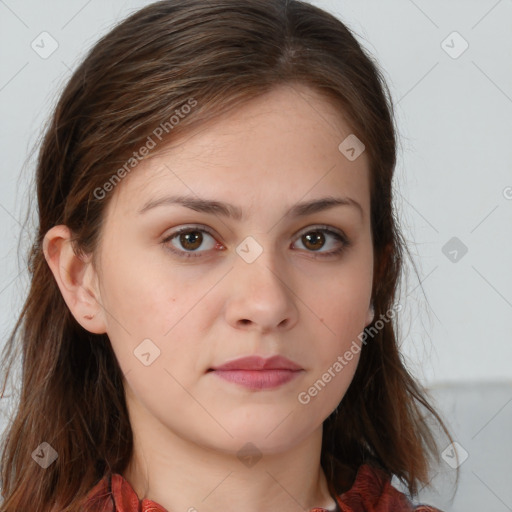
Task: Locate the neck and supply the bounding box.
[122,396,338,512]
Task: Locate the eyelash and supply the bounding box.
[161,224,351,260]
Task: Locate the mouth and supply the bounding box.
[208,368,303,390]
[209,354,303,372]
[207,355,304,390]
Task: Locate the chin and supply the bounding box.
[215,419,317,455]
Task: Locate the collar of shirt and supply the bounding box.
[84,463,442,512]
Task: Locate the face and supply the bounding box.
[93,84,373,455]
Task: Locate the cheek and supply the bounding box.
[299,263,372,381]
[309,269,372,335]
[99,243,187,332]
[98,253,210,382]
[296,280,368,412]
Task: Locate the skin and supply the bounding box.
[44,84,375,512]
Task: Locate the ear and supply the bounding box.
[365,302,375,327]
[42,225,107,334]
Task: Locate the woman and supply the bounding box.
[0,1,455,510]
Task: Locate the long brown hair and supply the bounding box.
[0,1,455,510]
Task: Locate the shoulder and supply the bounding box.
[334,463,444,512]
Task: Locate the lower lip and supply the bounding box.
[210,369,303,390]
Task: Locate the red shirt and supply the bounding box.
[83,463,442,512]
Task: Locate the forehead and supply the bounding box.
[105,84,370,221]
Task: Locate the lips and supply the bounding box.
[209,355,302,371]
[208,355,304,390]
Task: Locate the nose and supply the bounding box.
[224,245,299,335]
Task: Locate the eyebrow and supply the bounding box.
[138,194,363,220]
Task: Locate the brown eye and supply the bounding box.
[162,225,219,258]
[292,226,350,258]
[179,231,203,251]
[301,231,325,251]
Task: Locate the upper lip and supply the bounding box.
[209,355,303,371]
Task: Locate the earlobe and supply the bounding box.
[365,303,375,326]
[42,225,107,334]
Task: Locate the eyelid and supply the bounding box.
[293,224,347,240]
[162,223,218,241]
[162,223,347,241]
